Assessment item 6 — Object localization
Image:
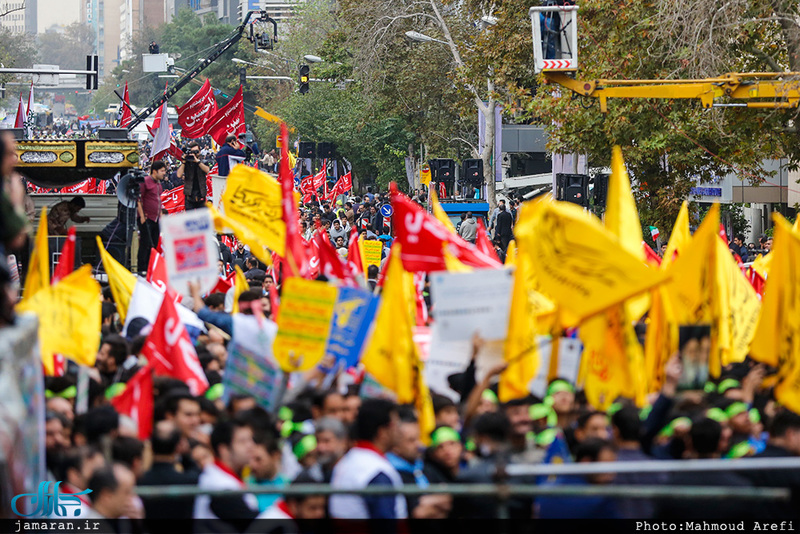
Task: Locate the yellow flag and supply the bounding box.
[605,147,644,257]
[517,198,665,321]
[505,239,517,266]
[23,206,49,300]
[209,204,274,268]
[431,190,456,235]
[416,367,436,446]
[96,236,137,323]
[500,243,539,402]
[361,245,417,403]
[443,244,472,272]
[665,205,759,377]
[221,165,295,257]
[751,253,772,280]
[17,265,101,374]
[662,201,691,268]
[712,236,760,372]
[580,304,648,409]
[751,215,800,369]
[604,146,650,320]
[643,286,677,393]
[231,265,248,314]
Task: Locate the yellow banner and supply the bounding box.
[420,166,431,186]
[362,240,383,272]
[85,141,139,168]
[222,165,299,257]
[273,278,338,372]
[17,265,101,374]
[16,141,77,167]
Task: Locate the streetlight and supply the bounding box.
[404,31,448,45]
[303,54,323,63]
[480,15,498,26]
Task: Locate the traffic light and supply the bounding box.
[298,64,310,94]
[239,67,247,87]
[85,55,98,90]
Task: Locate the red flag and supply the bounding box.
[643,241,662,267]
[313,232,359,286]
[447,237,503,269]
[210,277,232,295]
[51,354,66,377]
[161,185,185,214]
[110,366,154,440]
[414,272,428,326]
[269,284,280,322]
[475,218,500,263]
[311,164,326,191]
[206,85,246,146]
[339,171,352,193]
[347,228,364,276]
[719,223,729,244]
[14,93,25,128]
[306,237,320,279]
[177,79,218,139]
[142,297,209,395]
[119,82,132,128]
[149,102,172,160]
[151,85,168,130]
[390,183,451,272]
[208,162,219,177]
[146,249,180,304]
[279,122,308,277]
[438,181,447,199]
[52,228,77,284]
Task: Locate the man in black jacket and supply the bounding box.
[138,421,198,526]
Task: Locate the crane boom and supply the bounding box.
[125,10,277,130]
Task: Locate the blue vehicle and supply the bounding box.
[438,201,491,228]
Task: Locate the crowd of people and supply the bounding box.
[2,122,799,532]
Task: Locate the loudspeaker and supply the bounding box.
[98,128,129,141]
[317,142,335,159]
[556,173,589,207]
[298,142,316,159]
[430,159,456,196]
[593,173,609,209]
[461,159,483,186]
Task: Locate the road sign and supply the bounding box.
[380,204,393,217]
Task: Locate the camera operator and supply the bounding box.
[178,142,210,211]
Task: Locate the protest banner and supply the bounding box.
[362,240,383,272]
[223,316,284,412]
[160,208,219,298]
[323,287,379,369]
[429,268,514,342]
[273,278,338,372]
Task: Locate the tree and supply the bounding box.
[467,0,798,232]
[0,27,37,102]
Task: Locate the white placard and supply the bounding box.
[160,208,219,298]
[429,268,514,342]
[529,337,583,399]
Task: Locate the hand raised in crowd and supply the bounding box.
[741,364,767,404]
[662,354,682,398]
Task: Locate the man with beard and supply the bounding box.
[299,417,348,483]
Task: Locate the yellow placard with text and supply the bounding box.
[273,278,339,372]
[362,240,383,273]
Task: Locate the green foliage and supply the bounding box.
[0,27,37,105]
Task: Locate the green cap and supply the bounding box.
[105,383,127,400]
[46,385,77,399]
[465,439,476,452]
[725,402,749,420]
[281,420,306,438]
[205,383,224,402]
[749,408,761,424]
[639,404,653,421]
[547,380,575,397]
[535,428,558,448]
[293,434,317,460]
[717,379,741,394]
[430,427,461,448]
[657,417,691,438]
[725,441,753,459]
[705,407,729,423]
[481,389,498,404]
[529,403,557,427]
[704,381,717,394]
[278,406,294,422]
[606,402,623,417]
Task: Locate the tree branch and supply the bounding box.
[746,46,784,72]
[0,2,25,19]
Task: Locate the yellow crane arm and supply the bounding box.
[545,72,800,112]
